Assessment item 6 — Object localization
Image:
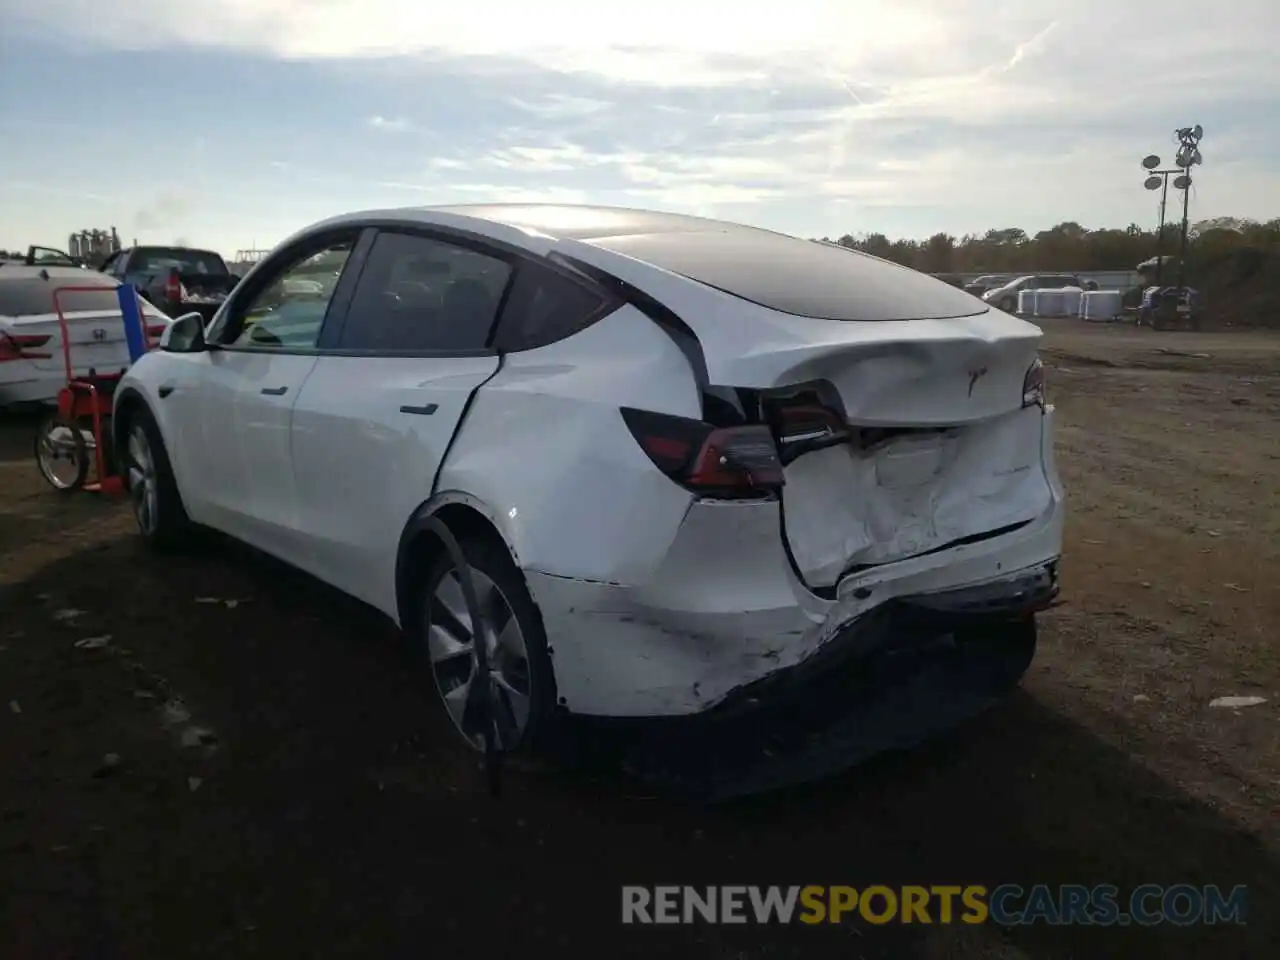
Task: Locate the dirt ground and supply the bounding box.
[2,322,1278,959]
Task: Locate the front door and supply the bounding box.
[194,237,359,558]
[195,349,318,553]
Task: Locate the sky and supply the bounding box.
[1,1,1278,256]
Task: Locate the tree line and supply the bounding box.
[819,217,1280,277]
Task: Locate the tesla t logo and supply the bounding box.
[967,366,988,396]
[92,328,107,342]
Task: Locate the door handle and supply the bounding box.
[261,386,288,396]
[399,403,438,416]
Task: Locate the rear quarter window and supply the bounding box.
[491,263,615,351]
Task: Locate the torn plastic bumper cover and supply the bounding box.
[576,560,1059,801]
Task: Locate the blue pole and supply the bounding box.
[116,284,148,363]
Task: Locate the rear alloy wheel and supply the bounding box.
[123,408,193,549]
[420,538,554,755]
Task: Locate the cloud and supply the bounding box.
[4,0,1277,245]
[367,114,413,132]
[507,94,612,119]
[445,184,591,205]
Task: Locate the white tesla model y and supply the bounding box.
[112,204,1063,784]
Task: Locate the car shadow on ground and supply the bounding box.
[2,527,1277,959]
[0,408,41,465]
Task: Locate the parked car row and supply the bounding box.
[100,203,1064,793]
[981,274,1099,313]
[1,244,247,410]
[0,263,172,407]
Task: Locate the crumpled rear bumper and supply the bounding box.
[566,561,1057,801]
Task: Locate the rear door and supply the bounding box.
[289,228,511,611]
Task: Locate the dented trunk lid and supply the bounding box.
[551,233,1040,423]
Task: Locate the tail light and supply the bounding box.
[621,407,784,498]
[145,323,166,340]
[1022,357,1046,408]
[164,269,182,303]
[772,404,847,444]
[767,402,850,464]
[0,332,53,362]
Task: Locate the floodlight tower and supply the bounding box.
[1172,124,1204,290]
[1141,126,1203,288]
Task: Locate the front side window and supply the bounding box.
[219,241,353,350]
[337,231,512,353]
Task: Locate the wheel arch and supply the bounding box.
[111,386,151,475]
[394,492,526,632]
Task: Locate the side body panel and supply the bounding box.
[434,304,702,586]
[289,354,500,613]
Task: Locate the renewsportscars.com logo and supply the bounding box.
[621,884,1248,927]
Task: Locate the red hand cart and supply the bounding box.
[33,285,161,494]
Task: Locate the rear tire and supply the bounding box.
[964,617,1038,696]
[121,406,193,550]
[414,535,557,757]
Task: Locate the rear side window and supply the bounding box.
[338,231,512,353]
[0,277,122,316]
[491,263,612,352]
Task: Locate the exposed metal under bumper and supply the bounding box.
[565,561,1058,802]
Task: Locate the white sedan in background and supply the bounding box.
[0,265,168,407]
[110,204,1064,789]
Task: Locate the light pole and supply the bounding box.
[1141,156,1180,286]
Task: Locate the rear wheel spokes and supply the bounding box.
[425,565,533,751]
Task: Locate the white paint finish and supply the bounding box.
[534,406,1064,717]
[783,406,1054,587]
[115,204,1067,726]
[142,352,217,509]
[549,237,1042,426]
[1,309,170,405]
[435,304,701,585]
[183,351,318,549]
[529,487,1063,717]
[288,354,500,613]
[227,352,321,554]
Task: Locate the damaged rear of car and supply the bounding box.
[459,216,1063,795]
